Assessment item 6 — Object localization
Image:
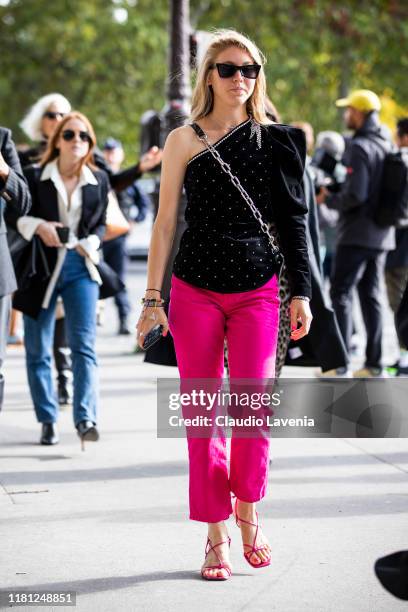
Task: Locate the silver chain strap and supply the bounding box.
[196,131,281,257]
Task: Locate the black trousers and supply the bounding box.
[102,235,131,321]
[0,294,11,410]
[330,245,387,369]
[53,316,71,380]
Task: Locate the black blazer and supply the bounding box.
[0,128,32,297]
[6,162,109,316]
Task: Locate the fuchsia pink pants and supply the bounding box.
[168,273,280,523]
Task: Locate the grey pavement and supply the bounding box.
[1,261,407,612]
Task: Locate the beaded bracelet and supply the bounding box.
[141,297,166,307]
[146,288,161,294]
[292,295,310,302]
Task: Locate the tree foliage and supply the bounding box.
[192,0,408,132]
[0,0,169,161]
[1,0,406,162]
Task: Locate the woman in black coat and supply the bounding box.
[6,112,109,448]
[18,93,162,405]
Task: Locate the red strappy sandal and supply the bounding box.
[201,536,232,581]
[233,497,271,569]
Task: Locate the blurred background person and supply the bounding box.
[102,137,151,335]
[7,112,109,448]
[19,94,74,404]
[317,90,395,377]
[18,94,162,400]
[384,117,408,376]
[19,93,72,166]
[311,130,345,280]
[287,121,348,374]
[0,127,31,411]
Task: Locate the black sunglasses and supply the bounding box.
[43,111,66,120]
[213,63,261,79]
[61,129,92,144]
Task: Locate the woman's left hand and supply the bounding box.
[290,298,313,341]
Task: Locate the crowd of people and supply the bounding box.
[0,94,162,447]
[0,87,407,443]
[0,26,407,584]
[289,96,408,379]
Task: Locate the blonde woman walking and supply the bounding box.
[137,30,312,580]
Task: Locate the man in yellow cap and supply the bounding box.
[335,89,382,114]
[317,89,395,377]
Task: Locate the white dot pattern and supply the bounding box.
[173,122,311,296]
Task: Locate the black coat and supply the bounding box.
[5,163,109,317]
[284,163,348,372]
[397,280,408,349]
[0,128,32,298]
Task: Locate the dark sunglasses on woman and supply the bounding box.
[61,129,92,144]
[213,63,261,79]
[43,111,66,120]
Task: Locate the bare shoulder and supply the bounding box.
[163,125,196,164]
[165,125,195,149]
[166,125,205,164]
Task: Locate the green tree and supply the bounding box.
[1,0,407,159]
[191,0,408,132]
[0,0,169,161]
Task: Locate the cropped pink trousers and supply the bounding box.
[168,273,280,523]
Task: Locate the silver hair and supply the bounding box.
[315,130,345,161]
[19,93,71,142]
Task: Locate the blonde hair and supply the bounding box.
[190,29,272,125]
[20,93,71,142]
[291,121,315,155]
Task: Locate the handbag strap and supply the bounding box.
[190,122,281,256]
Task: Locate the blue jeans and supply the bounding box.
[24,250,99,425]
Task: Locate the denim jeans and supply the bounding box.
[24,250,99,425]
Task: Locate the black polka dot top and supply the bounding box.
[172,118,311,297]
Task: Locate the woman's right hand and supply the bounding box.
[36,221,63,247]
[136,305,169,350]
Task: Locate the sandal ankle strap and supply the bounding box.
[205,536,231,565]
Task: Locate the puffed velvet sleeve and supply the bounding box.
[267,124,311,298]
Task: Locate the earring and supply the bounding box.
[249,115,262,149]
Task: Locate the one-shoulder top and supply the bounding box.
[172,118,311,297]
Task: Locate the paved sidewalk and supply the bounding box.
[1,263,407,612]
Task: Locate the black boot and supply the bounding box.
[40,423,59,445]
[57,373,72,406]
[118,318,131,335]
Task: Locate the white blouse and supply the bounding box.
[17,159,102,309]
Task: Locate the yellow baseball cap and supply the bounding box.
[335,89,381,112]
